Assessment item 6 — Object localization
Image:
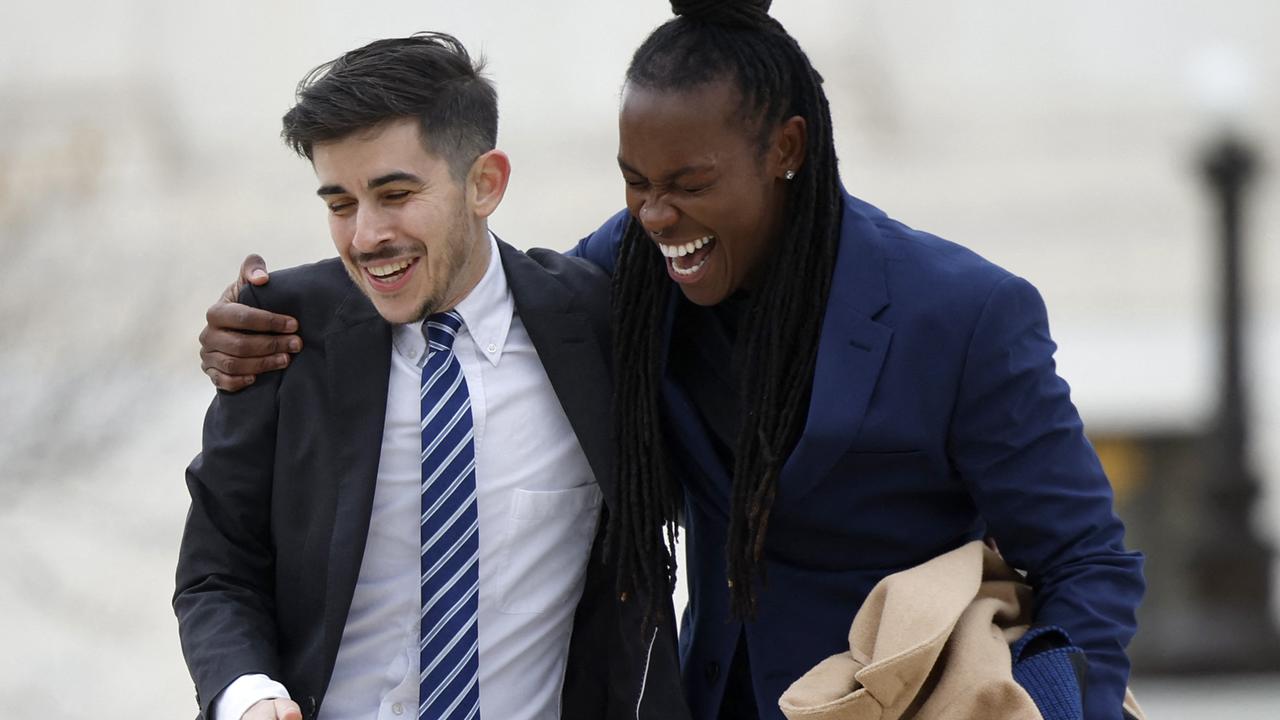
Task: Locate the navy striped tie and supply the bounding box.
[418,310,481,720]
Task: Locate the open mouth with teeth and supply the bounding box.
[659,235,716,280]
[363,257,419,292]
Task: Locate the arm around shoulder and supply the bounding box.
[564,209,632,276]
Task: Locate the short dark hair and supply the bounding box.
[281,32,498,179]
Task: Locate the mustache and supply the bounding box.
[352,246,419,264]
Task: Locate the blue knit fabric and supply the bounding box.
[1012,626,1085,720]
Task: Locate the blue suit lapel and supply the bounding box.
[778,193,893,504]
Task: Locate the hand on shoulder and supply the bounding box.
[199,254,303,392]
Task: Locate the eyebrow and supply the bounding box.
[316,171,424,197]
[617,158,715,182]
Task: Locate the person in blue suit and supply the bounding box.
[198,2,1144,718]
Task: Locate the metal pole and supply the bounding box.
[1189,132,1280,670]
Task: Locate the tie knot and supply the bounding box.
[424,310,464,353]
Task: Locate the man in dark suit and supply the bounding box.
[174,34,687,720]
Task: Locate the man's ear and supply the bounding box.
[467,149,511,218]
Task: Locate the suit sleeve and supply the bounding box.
[174,283,286,718]
[947,274,1145,720]
[564,209,630,276]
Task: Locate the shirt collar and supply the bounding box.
[391,231,512,368]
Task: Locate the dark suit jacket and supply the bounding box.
[572,192,1145,720]
[174,240,689,720]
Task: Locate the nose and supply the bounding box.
[637,193,677,238]
[351,205,392,254]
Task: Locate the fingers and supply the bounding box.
[220,279,240,305]
[200,320,302,358]
[204,367,259,393]
[199,324,298,391]
[240,698,303,720]
[206,299,299,335]
[273,698,303,720]
[240,253,271,286]
[201,344,292,375]
[240,699,279,720]
[201,255,295,392]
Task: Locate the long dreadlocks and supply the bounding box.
[608,0,843,625]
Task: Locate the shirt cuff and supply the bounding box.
[212,674,291,720]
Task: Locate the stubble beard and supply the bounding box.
[410,203,474,322]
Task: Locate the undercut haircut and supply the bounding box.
[281,32,497,180]
[608,0,843,626]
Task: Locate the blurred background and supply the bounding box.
[1,1,1278,716]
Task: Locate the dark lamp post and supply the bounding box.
[1187,131,1280,670]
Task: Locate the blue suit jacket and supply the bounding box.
[571,190,1144,720]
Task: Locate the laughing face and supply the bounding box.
[313,117,496,324]
[617,79,804,306]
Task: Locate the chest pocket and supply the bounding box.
[495,484,603,614]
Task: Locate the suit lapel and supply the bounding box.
[778,193,894,504]
[319,288,392,653]
[498,241,618,512]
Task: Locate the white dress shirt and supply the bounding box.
[215,234,601,720]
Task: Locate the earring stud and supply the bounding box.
[784,170,796,181]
